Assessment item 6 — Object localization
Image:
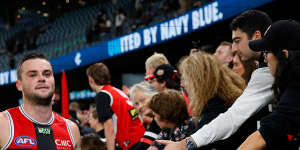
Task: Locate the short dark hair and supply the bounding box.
[230,10,272,39]
[148,89,189,124]
[81,133,106,150]
[17,53,49,80]
[86,63,111,85]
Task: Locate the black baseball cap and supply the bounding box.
[147,64,178,80]
[249,19,300,52]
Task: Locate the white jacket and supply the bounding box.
[191,67,274,147]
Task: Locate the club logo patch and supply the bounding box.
[15,136,37,147]
[129,108,139,120]
[38,127,51,135]
[156,69,164,76]
[55,139,72,147]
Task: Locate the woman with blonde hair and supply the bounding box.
[179,51,246,119]
[177,51,246,149]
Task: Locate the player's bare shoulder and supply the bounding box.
[65,119,79,134]
[66,119,81,150]
[0,111,10,149]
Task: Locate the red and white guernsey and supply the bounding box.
[2,106,75,150]
[101,85,145,149]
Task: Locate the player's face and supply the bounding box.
[17,58,55,106]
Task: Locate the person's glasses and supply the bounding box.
[144,74,155,83]
[145,78,154,82]
[263,50,272,59]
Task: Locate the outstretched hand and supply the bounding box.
[156,140,188,150]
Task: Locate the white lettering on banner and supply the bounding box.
[192,8,203,29]
[177,15,189,34]
[120,37,127,53]
[204,4,212,25]
[143,26,158,46]
[143,29,151,46]
[150,27,158,43]
[160,22,168,41]
[168,19,176,38]
[212,2,223,22]
[75,52,82,66]
[160,14,189,41]
[0,71,9,85]
[192,1,223,30]
[55,139,71,147]
[134,33,141,49]
[10,69,17,83]
[120,32,141,52]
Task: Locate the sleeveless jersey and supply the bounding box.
[101,85,145,149]
[2,106,75,150]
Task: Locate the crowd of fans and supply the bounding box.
[61,9,300,150]
[0,1,299,150]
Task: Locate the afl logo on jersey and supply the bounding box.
[14,136,37,147]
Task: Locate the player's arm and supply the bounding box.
[0,112,10,149]
[95,92,115,150]
[104,118,115,150]
[66,119,81,150]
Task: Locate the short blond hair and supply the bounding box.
[145,52,169,70]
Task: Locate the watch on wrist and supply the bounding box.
[186,137,196,150]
